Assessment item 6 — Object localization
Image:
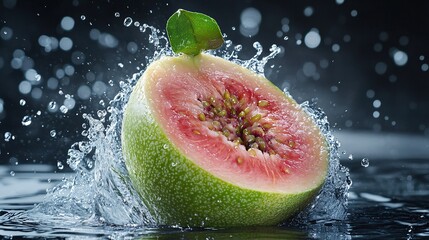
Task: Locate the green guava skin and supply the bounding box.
[121,54,327,227]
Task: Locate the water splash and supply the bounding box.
[214,40,281,76]
[296,100,351,221]
[19,23,171,228]
[13,22,349,229]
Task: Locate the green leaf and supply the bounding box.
[166,9,224,56]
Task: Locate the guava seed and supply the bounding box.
[196,90,284,157]
[257,100,269,107]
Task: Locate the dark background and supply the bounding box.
[1,0,428,166]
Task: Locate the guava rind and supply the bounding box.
[122,54,327,227]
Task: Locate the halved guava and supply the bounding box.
[121,53,329,227]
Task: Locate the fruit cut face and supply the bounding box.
[146,54,328,193]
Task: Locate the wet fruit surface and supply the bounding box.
[122,53,329,227]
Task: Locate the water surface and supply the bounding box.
[1,155,428,239]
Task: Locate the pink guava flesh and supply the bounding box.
[145,54,328,194]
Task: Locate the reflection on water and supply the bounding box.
[345,159,429,239]
[1,155,428,239]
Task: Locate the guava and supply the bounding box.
[121,53,329,227]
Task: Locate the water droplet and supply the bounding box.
[47,178,51,183]
[171,162,177,167]
[225,40,232,48]
[78,141,92,153]
[97,110,107,119]
[366,89,375,99]
[80,15,86,20]
[361,158,370,167]
[86,159,93,169]
[163,144,169,149]
[19,99,26,106]
[60,16,75,31]
[240,7,262,37]
[48,101,57,109]
[332,43,341,52]
[60,105,68,114]
[99,100,105,107]
[123,17,133,27]
[348,154,353,160]
[114,12,120,17]
[373,99,381,108]
[346,175,352,186]
[118,63,124,68]
[57,161,64,170]
[50,130,56,137]
[304,29,321,48]
[10,171,15,177]
[81,130,88,137]
[4,132,12,142]
[393,49,408,66]
[303,6,314,17]
[21,115,32,126]
[253,41,262,52]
